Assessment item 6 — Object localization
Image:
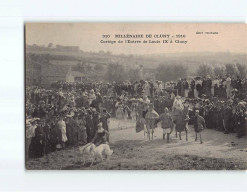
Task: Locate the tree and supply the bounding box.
[127,68,141,82]
[94,64,105,71]
[236,63,247,78]
[48,43,53,48]
[155,64,188,82]
[73,62,85,72]
[214,66,226,77]
[104,63,127,82]
[196,64,214,77]
[225,63,239,77]
[86,64,92,71]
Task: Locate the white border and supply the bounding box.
[0,0,247,192]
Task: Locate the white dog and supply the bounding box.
[79,143,96,166]
[94,144,113,162]
[79,143,113,166]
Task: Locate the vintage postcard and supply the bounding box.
[25,23,247,170]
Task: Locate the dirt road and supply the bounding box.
[26,118,247,170]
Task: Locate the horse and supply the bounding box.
[144,104,159,141]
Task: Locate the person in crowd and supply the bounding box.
[100,108,111,132]
[65,113,80,148]
[86,109,95,142]
[226,76,232,99]
[26,118,38,159]
[25,76,247,159]
[158,107,173,142]
[74,112,87,145]
[184,79,189,98]
[194,110,206,144]
[177,79,182,97]
[57,115,67,149]
[223,100,233,134]
[28,119,45,159]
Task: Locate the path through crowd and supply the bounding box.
[26,118,247,170]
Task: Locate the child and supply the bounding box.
[194,110,206,144]
[158,107,173,142]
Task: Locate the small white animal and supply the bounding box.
[94,144,113,162]
[79,143,113,166]
[79,143,96,166]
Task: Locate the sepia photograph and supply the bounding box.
[25,23,247,170]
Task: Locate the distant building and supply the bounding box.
[55,45,80,52]
[26,44,80,53]
[41,65,69,87]
[66,66,85,82]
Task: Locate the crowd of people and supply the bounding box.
[26,74,247,160]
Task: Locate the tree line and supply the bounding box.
[195,63,247,78]
[103,63,247,83]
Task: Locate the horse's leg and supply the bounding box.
[118,121,121,129]
[90,156,95,167]
[152,129,154,140]
[163,129,165,140]
[176,131,178,138]
[179,132,182,140]
[147,128,150,141]
[170,123,174,135]
[185,129,188,141]
[144,125,146,138]
[167,133,170,143]
[199,132,203,144]
[195,132,197,141]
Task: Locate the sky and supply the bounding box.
[25,23,247,55]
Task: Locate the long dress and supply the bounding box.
[28,125,44,159]
[76,118,88,144]
[172,98,184,122]
[57,120,67,143]
[226,77,231,98]
[144,84,150,97]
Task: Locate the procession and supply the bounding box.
[24,23,247,170]
[25,75,247,169]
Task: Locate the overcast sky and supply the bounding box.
[25,23,247,55]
